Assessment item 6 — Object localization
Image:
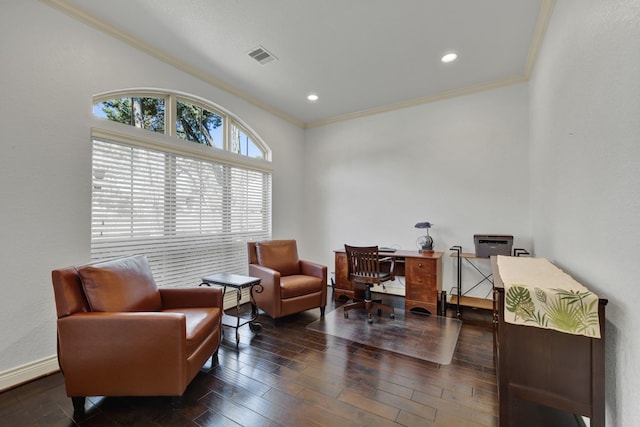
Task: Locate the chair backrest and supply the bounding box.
[52,255,162,317]
[344,244,389,285]
[248,240,301,276]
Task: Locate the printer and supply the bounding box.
[474,234,513,258]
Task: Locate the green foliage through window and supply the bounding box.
[176,101,223,149]
[92,92,269,161]
[93,97,165,133]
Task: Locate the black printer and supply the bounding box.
[473,234,513,258]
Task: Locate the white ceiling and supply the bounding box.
[53,0,551,127]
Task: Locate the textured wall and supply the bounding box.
[0,1,304,377]
[303,83,531,297]
[529,1,640,425]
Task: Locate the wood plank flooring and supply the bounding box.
[0,290,579,426]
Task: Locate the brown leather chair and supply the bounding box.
[52,255,223,414]
[247,240,327,319]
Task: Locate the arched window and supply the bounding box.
[91,90,272,299]
[93,90,270,160]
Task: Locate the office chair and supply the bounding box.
[342,245,395,324]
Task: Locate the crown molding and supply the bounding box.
[42,0,553,130]
[524,0,556,78]
[40,0,304,128]
[305,75,528,129]
[306,0,555,129]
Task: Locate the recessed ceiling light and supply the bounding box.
[441,53,458,63]
[307,94,319,101]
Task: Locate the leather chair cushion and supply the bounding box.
[163,307,221,356]
[78,255,162,312]
[256,240,300,276]
[280,275,323,299]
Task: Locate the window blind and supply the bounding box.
[91,138,271,308]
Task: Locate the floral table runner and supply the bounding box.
[496,255,601,338]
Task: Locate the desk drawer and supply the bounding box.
[405,258,437,301]
[406,258,437,282]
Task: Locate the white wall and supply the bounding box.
[303,83,531,296]
[0,2,304,378]
[529,1,640,425]
[2,2,636,423]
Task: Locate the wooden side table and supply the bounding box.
[200,273,263,347]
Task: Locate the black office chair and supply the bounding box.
[342,245,395,324]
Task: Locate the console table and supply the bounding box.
[334,249,443,315]
[492,257,607,426]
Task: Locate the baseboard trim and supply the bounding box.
[0,355,59,392]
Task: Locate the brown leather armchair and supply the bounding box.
[248,240,327,319]
[52,255,223,414]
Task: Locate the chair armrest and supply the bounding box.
[248,264,279,294]
[300,260,328,306]
[160,287,223,310]
[380,257,396,279]
[300,260,327,283]
[57,312,187,371]
[248,264,280,316]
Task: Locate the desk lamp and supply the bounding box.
[415,221,434,252]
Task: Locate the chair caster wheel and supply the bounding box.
[390,314,395,319]
[367,318,373,324]
[344,312,348,318]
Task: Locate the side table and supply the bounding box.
[449,246,494,318]
[200,273,263,347]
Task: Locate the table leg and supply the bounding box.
[200,276,263,348]
[221,285,227,339]
[248,283,263,332]
[235,287,242,346]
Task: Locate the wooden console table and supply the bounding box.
[334,249,443,314]
[492,257,607,426]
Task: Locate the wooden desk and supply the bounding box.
[334,250,443,314]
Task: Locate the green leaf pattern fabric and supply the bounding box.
[498,256,601,338]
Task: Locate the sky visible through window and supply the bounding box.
[93,95,266,160]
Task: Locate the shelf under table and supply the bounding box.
[449,295,493,310]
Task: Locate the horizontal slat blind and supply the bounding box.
[91,138,271,308]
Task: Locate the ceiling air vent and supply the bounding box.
[248,45,277,65]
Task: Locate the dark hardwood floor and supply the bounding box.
[0,290,578,426]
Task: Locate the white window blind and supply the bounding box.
[91,138,271,307]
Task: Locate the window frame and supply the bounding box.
[93,89,271,162]
[90,90,272,309]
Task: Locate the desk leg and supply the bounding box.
[249,283,263,333]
